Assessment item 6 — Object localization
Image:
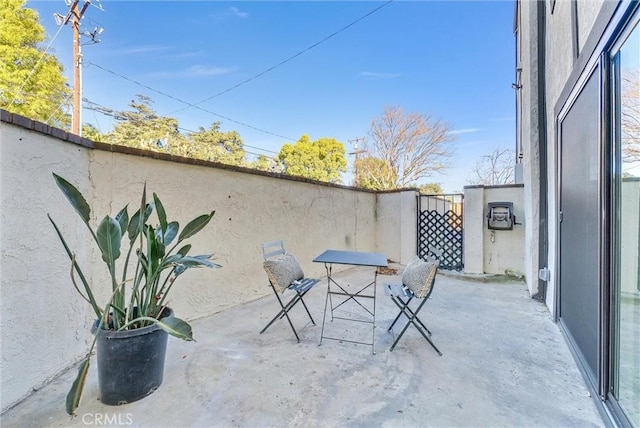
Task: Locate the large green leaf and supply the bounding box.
[178,211,215,242]
[118,316,194,341]
[97,216,122,263]
[128,203,153,241]
[155,316,194,341]
[164,221,179,246]
[153,192,167,233]
[176,244,192,256]
[47,214,102,318]
[52,173,90,223]
[115,206,129,240]
[178,255,221,269]
[65,354,91,415]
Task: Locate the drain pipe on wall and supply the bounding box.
[533,0,549,302]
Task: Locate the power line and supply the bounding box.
[167,0,394,116]
[82,98,282,158]
[86,62,296,141]
[175,126,280,155]
[7,18,67,109]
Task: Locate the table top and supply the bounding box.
[313,250,388,268]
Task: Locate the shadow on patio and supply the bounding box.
[1,266,603,428]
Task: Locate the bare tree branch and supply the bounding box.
[364,105,455,189]
[621,69,640,163]
[468,147,515,186]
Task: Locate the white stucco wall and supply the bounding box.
[463,185,525,276]
[482,186,525,276]
[0,122,97,414]
[0,115,402,412]
[375,191,418,265]
[463,187,485,274]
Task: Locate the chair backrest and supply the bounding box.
[262,240,286,261]
[261,241,305,293]
[402,256,439,299]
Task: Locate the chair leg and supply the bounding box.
[260,285,316,342]
[395,300,433,336]
[387,296,413,331]
[297,290,316,325]
[389,297,441,355]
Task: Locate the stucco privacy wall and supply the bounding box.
[375,191,418,265]
[463,185,525,276]
[0,111,413,412]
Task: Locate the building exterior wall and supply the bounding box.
[0,113,409,411]
[518,0,609,309]
[518,0,542,296]
[516,1,640,425]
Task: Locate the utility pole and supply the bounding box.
[348,137,366,185]
[55,0,99,136]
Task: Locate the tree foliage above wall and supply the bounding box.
[0,0,71,128]
[354,106,455,190]
[278,134,347,183]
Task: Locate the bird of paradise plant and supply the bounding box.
[47,173,219,415]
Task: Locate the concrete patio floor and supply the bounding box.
[1,265,604,428]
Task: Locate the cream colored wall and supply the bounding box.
[463,187,485,274]
[375,191,419,265]
[463,185,525,276]
[482,186,525,276]
[1,123,96,413]
[0,118,390,412]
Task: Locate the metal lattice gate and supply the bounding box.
[417,194,464,271]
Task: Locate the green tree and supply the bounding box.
[250,154,281,172]
[365,105,455,189]
[0,0,71,128]
[82,123,104,142]
[278,134,347,183]
[419,182,444,194]
[104,95,186,153]
[184,122,246,166]
[353,156,396,190]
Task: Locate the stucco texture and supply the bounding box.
[0,114,417,412]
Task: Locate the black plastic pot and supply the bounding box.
[96,308,173,406]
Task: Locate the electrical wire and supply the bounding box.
[86,62,296,141]
[175,126,280,155]
[44,91,74,125]
[7,15,68,109]
[82,99,281,159]
[167,0,394,115]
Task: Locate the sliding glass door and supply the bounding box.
[611,16,639,428]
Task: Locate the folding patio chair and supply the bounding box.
[260,240,319,342]
[386,254,442,355]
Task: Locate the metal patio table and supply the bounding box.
[313,249,388,354]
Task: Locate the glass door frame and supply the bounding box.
[608,8,640,428]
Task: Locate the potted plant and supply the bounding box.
[47,173,220,415]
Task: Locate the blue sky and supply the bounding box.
[28,0,516,192]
